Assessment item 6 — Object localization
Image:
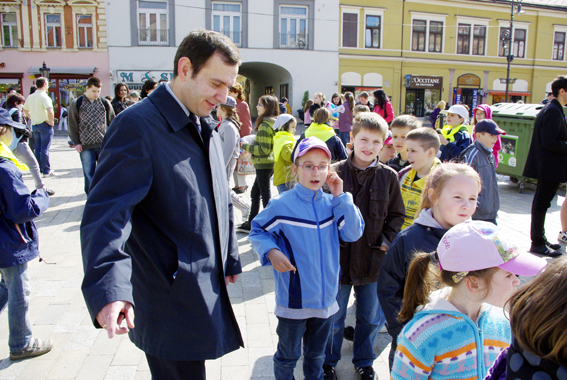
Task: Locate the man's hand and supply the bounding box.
[267,249,296,273]
[379,244,388,252]
[75,144,83,153]
[326,172,344,197]
[225,275,238,286]
[96,301,135,338]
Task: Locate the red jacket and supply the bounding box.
[373,101,395,124]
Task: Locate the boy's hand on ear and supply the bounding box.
[326,172,343,197]
[267,249,297,273]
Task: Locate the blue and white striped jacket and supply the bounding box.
[249,183,364,310]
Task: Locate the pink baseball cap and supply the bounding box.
[384,131,393,145]
[293,137,332,163]
[437,220,547,282]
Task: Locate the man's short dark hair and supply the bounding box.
[405,127,441,153]
[35,77,48,89]
[281,97,288,103]
[87,77,101,88]
[359,91,369,99]
[551,75,567,97]
[173,29,241,79]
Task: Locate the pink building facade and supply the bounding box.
[0,0,110,118]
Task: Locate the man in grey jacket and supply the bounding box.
[459,119,506,224]
[68,77,114,194]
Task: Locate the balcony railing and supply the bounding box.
[138,28,169,46]
[279,33,309,49]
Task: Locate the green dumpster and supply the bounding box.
[491,102,567,192]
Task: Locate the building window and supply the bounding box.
[212,2,241,47]
[342,12,357,48]
[412,20,426,51]
[45,14,62,48]
[457,24,470,54]
[365,15,380,48]
[429,21,443,52]
[457,23,486,55]
[138,1,168,46]
[472,25,486,55]
[279,5,308,49]
[499,27,526,58]
[1,13,18,48]
[77,15,93,48]
[513,28,526,58]
[554,31,565,61]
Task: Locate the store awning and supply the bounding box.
[489,90,531,96]
[28,67,96,75]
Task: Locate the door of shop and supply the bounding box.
[405,89,425,117]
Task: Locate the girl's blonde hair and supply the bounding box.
[229,83,246,101]
[314,92,326,105]
[399,251,497,322]
[415,163,481,219]
[437,100,446,110]
[508,257,567,365]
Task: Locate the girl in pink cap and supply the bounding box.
[391,220,547,380]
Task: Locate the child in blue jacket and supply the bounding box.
[249,137,364,380]
[0,109,52,360]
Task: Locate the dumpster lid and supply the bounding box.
[491,103,544,119]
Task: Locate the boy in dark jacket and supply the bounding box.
[0,109,52,360]
[438,104,472,162]
[323,112,405,380]
[459,119,506,224]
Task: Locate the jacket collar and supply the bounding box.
[550,98,565,111]
[148,84,216,138]
[293,182,324,202]
[346,153,379,173]
[474,139,492,153]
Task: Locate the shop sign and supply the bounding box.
[116,71,173,83]
[406,75,443,89]
[457,74,481,87]
[472,89,479,111]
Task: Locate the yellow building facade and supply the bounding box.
[339,0,567,118]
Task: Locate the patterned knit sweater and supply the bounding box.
[391,288,511,380]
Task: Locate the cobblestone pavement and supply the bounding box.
[0,136,563,380]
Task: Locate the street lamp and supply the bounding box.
[502,0,524,102]
[39,61,50,80]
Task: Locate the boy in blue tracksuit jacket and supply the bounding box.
[249,137,364,380]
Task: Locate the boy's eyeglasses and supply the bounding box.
[297,164,329,172]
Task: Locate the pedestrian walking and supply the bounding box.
[23,77,56,177]
[6,93,54,196]
[111,83,130,116]
[391,221,547,380]
[0,109,53,360]
[248,137,364,380]
[68,77,115,195]
[80,29,244,380]
[523,75,567,257]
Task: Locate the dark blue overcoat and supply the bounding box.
[80,85,243,361]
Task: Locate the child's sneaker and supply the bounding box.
[559,231,567,245]
[355,366,375,380]
[236,221,251,234]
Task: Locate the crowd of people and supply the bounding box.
[0,28,566,380]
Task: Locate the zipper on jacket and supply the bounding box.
[311,191,325,306]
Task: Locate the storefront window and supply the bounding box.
[45,78,88,117]
[424,89,441,116]
[0,79,21,103]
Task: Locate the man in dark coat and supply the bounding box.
[523,75,567,257]
[80,30,244,379]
